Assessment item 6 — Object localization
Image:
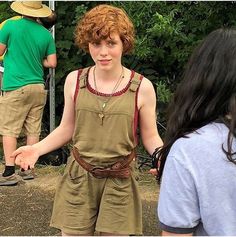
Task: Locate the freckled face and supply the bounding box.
[88,33,123,71]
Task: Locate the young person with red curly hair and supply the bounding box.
[12,4,163,235]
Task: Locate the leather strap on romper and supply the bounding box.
[129,71,143,144]
[72,147,135,179]
[129,71,143,92]
[74,67,90,103]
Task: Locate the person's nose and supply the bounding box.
[99,45,108,57]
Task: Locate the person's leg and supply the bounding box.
[23,84,47,140]
[2,136,17,176]
[26,135,39,145]
[0,135,19,186]
[18,135,39,180]
[18,84,47,180]
[0,86,28,185]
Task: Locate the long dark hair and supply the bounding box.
[158,28,236,181]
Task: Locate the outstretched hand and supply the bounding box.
[11,145,40,171]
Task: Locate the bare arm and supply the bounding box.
[32,70,76,155]
[43,53,57,68]
[162,231,193,236]
[138,77,163,155]
[0,43,6,56]
[12,70,78,169]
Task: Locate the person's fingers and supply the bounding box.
[11,146,36,169]
[11,147,24,159]
[22,162,29,171]
[15,156,21,166]
[10,152,22,159]
[15,153,28,170]
[15,153,24,166]
[149,168,158,176]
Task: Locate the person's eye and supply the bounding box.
[92,42,100,47]
[107,41,116,47]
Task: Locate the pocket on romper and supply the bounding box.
[68,159,87,184]
[65,159,88,205]
[106,177,132,205]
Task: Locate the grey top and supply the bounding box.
[158,122,236,235]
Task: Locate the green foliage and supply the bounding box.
[2,1,236,134]
[0,2,15,22]
[156,81,172,104]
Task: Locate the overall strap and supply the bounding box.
[74,67,90,103]
[129,71,143,92]
[129,71,144,146]
[79,67,90,89]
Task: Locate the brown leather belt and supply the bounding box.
[72,147,135,179]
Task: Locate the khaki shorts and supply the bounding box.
[50,156,143,235]
[0,84,47,137]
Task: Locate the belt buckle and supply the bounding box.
[90,166,107,179]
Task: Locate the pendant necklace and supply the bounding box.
[93,66,124,125]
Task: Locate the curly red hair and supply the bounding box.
[74,4,135,55]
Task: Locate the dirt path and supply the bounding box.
[0,165,160,236]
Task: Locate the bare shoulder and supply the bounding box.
[65,70,78,85]
[139,76,155,95]
[64,70,80,98]
[137,76,156,109]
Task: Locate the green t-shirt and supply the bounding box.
[0,17,56,91]
[0,16,22,61]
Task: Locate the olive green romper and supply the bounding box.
[50,67,143,235]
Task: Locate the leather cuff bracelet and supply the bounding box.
[151,147,161,168]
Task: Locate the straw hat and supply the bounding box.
[10,1,52,18]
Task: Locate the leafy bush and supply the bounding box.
[1,1,236,136]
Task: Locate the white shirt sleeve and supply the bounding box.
[158,155,200,234]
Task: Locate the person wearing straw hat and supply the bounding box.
[0,11,57,99]
[0,1,57,186]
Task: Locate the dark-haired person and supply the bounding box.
[0,1,56,185]
[11,4,163,236]
[157,28,236,235]
[38,10,57,30]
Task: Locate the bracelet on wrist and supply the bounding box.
[151,147,161,169]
